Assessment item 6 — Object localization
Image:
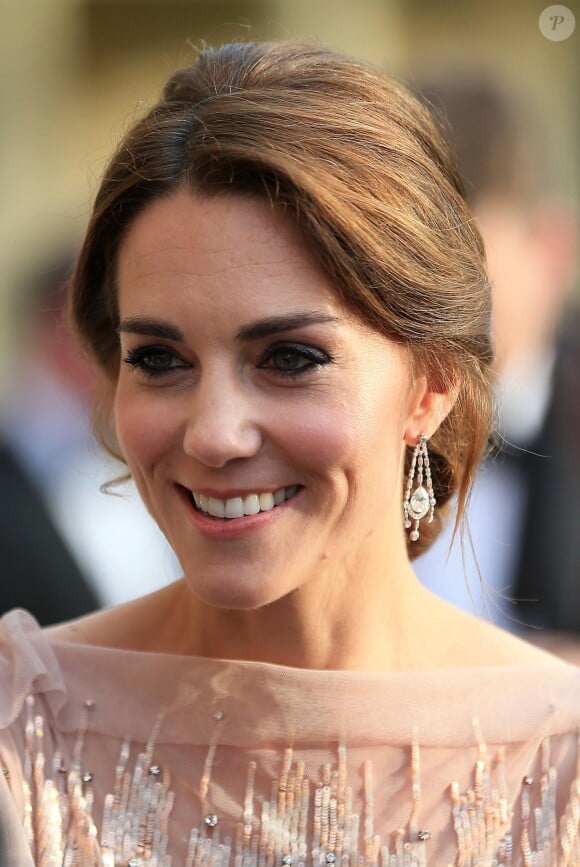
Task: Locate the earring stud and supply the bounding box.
[403,435,436,542]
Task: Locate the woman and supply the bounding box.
[0,41,578,866]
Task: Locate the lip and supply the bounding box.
[175,484,302,540]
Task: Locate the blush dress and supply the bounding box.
[0,609,579,866]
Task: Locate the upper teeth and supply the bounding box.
[192,486,299,519]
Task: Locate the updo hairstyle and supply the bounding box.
[69,41,494,557]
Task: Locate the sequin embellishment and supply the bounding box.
[5,697,580,866]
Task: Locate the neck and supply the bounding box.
[162,540,438,672]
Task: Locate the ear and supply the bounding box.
[403,374,458,446]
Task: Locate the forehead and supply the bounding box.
[116,190,343,318]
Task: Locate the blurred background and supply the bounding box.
[0,1,578,649]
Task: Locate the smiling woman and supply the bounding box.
[111,192,430,612]
[0,41,578,867]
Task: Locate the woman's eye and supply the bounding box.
[259,343,333,378]
[123,346,185,379]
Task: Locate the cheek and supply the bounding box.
[345,376,410,507]
[113,387,182,472]
[279,400,358,467]
[277,384,405,497]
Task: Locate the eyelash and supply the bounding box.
[258,343,334,379]
[123,346,185,381]
[122,343,334,381]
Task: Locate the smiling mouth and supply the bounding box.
[190,486,301,520]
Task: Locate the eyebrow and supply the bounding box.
[118,318,182,341]
[117,312,341,342]
[236,312,340,341]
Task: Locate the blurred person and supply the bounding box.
[0,437,97,624]
[1,257,180,615]
[0,259,99,624]
[413,75,580,642]
[0,43,578,865]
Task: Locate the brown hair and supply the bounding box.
[70,41,494,557]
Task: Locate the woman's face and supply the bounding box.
[114,191,428,609]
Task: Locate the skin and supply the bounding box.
[47,191,562,671]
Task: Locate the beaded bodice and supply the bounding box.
[0,611,579,867]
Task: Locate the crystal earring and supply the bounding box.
[403,435,436,542]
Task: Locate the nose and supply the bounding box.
[182,369,263,469]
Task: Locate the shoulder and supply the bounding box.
[43,582,184,652]
[468,617,573,667]
[43,598,149,650]
[438,606,580,739]
[0,609,67,730]
[422,591,574,670]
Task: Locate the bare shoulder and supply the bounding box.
[43,583,184,652]
[443,604,572,669]
[413,586,572,670]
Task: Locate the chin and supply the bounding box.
[183,572,294,612]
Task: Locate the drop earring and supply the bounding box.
[403,435,436,542]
